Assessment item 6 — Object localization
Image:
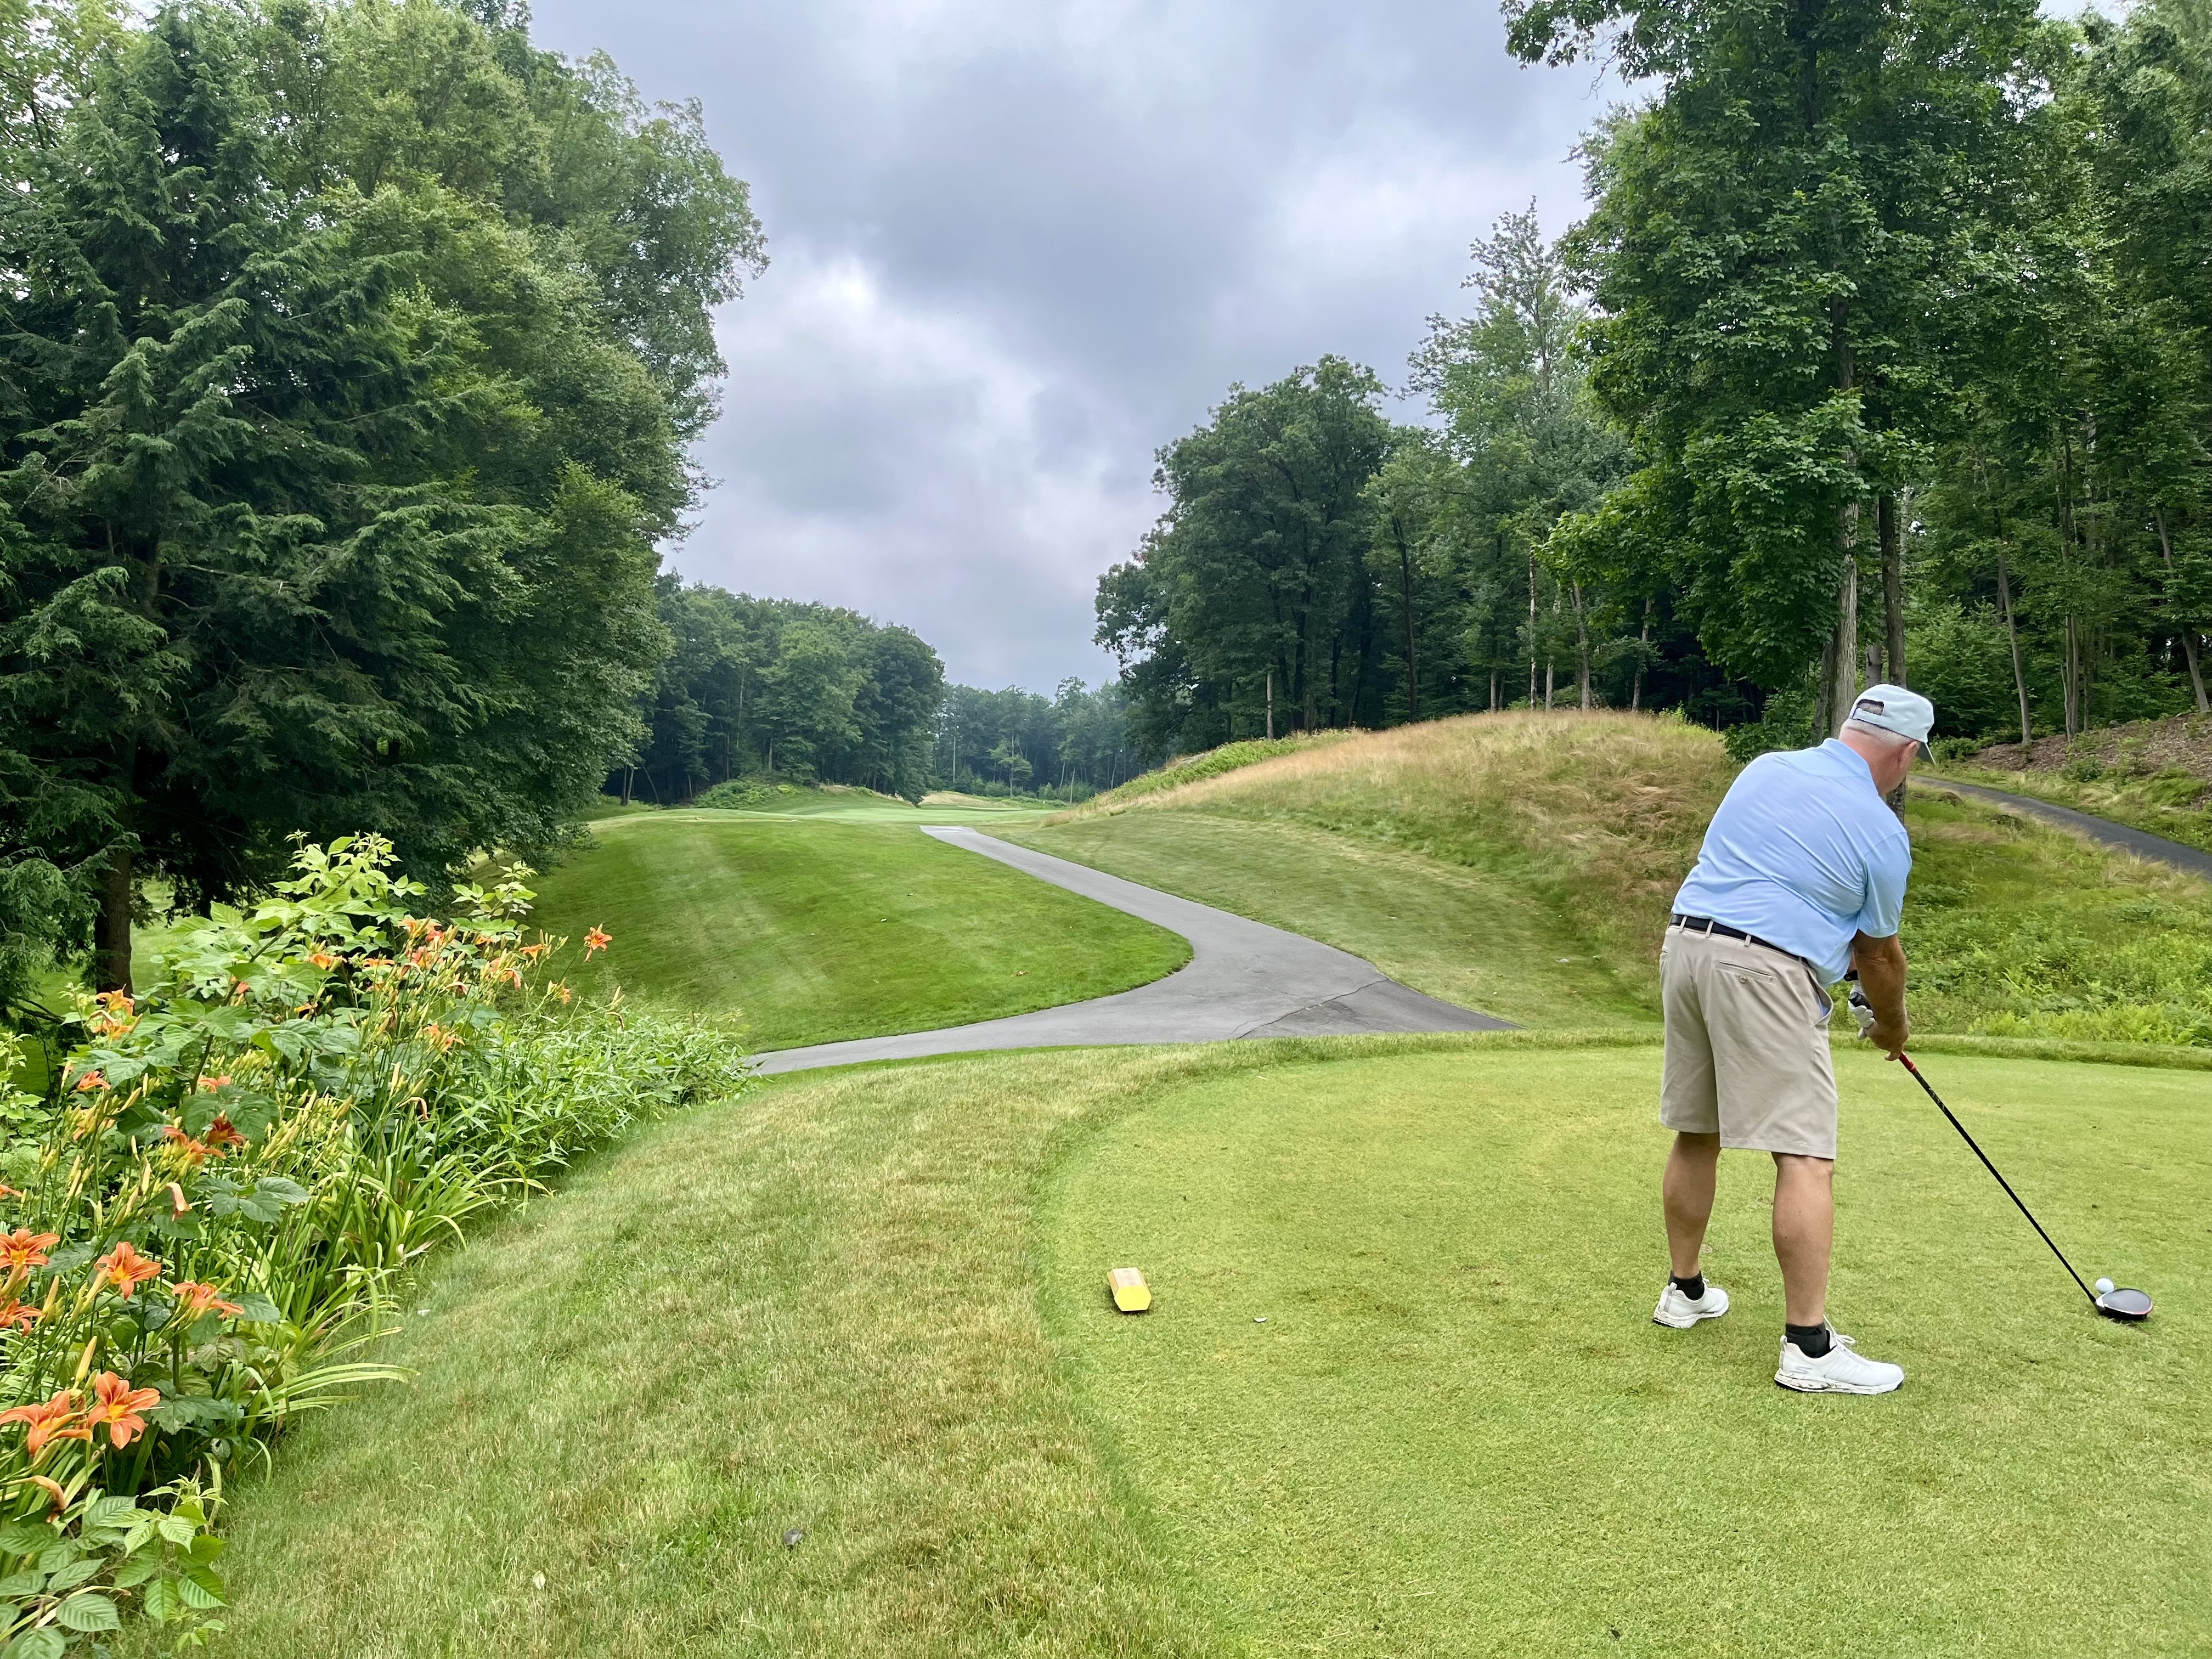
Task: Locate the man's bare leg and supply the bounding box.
[1773,1153,1835,1326]
[1663,1131,1720,1277]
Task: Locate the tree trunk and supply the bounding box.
[1572,582,1592,710]
[1395,522,1421,721]
[1489,667,1499,712]
[1526,553,1538,708]
[1631,596,1651,711]
[94,843,133,994]
[1995,546,2031,746]
[1878,492,1906,687]
[1824,528,1860,739]
[2153,509,2210,714]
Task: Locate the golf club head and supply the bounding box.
[2094,1286,2153,1322]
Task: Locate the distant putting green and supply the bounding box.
[526,813,1186,1049]
[1043,1045,2211,1655]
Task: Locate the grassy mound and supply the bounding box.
[168,1039,2209,1656]
[1006,711,2212,1043]
[1949,712,2212,855]
[525,814,1188,1049]
[1091,731,1356,805]
[693,779,915,814]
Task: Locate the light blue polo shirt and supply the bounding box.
[1672,740,1911,981]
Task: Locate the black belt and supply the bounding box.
[1671,914,1797,960]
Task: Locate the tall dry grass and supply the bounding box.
[1075,711,1736,969]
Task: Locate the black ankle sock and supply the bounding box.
[1670,1272,1706,1301]
[1786,1322,1832,1358]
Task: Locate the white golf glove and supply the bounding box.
[1848,985,1878,1036]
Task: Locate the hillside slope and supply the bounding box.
[1002,712,2212,1045]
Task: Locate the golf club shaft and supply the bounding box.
[1895,1054,2097,1305]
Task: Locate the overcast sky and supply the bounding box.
[527,0,1613,692]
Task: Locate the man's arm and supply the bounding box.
[1851,931,1908,1055]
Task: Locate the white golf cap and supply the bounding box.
[1846,684,1935,743]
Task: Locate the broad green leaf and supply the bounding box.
[176,1573,224,1610]
[42,1560,96,1593]
[111,1558,159,1588]
[0,1523,46,1558]
[232,1291,283,1324]
[54,1591,119,1632]
[81,1497,141,1532]
[121,1521,156,1555]
[4,1626,64,1659]
[155,1516,198,1547]
[0,1572,40,1599]
[140,1575,178,1622]
[184,1535,225,1564]
[32,1548,72,1577]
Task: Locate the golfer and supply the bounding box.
[1649,685,1933,1394]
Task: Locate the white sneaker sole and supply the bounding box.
[1652,1286,1729,1329]
[1773,1367,1903,1396]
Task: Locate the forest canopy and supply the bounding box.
[0,0,764,997]
[1098,0,2212,764]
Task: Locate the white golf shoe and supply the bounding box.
[1774,1330,1904,1395]
[1652,1279,1730,1329]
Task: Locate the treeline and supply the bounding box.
[625,582,945,803]
[0,0,763,1000]
[1102,0,2212,757]
[934,681,1144,798]
[629,594,1145,803]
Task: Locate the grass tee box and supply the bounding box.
[182,1038,2209,1657]
[525,812,1188,1050]
[1044,1045,2211,1656]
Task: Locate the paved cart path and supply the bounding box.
[752,826,1512,1075]
[1920,777,2212,883]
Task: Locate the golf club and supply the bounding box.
[1890,1047,2153,1322]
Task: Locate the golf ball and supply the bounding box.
[2095,1277,2115,1295]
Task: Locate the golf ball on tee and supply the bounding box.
[2095,1277,2115,1295]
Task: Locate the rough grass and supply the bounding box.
[1039,712,1733,1009]
[1090,732,1357,805]
[167,1037,2211,1656]
[523,814,1187,1049]
[1905,787,2212,1045]
[1956,712,2212,854]
[1012,712,2212,1042]
[1043,1045,2212,1657]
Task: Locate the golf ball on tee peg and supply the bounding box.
[2095,1277,2115,1296]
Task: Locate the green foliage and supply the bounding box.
[0,835,744,1647]
[629,583,944,803]
[0,0,765,984]
[933,679,1139,799]
[1096,357,1395,754]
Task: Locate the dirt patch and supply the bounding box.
[1971,713,2212,794]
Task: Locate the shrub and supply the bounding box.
[0,837,747,1650]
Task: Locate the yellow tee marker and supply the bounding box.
[1107,1267,1152,1313]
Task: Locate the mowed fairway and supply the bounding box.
[526,812,1188,1048]
[174,1039,2209,1656]
[1042,1045,2212,1656]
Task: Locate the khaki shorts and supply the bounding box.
[1660,926,1839,1159]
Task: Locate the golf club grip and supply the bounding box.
[1897,1056,2097,1304]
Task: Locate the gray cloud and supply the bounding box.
[528,0,1610,690]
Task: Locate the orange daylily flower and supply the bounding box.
[584,926,612,957]
[202,1116,247,1152]
[307,951,337,969]
[0,1184,24,1201]
[166,1281,244,1324]
[0,1299,41,1332]
[0,1230,59,1273]
[82,1372,161,1449]
[0,1390,89,1459]
[195,1074,233,1093]
[71,1069,106,1094]
[92,1241,161,1298]
[29,1475,67,1513]
[166,1183,192,1218]
[160,1126,215,1165]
